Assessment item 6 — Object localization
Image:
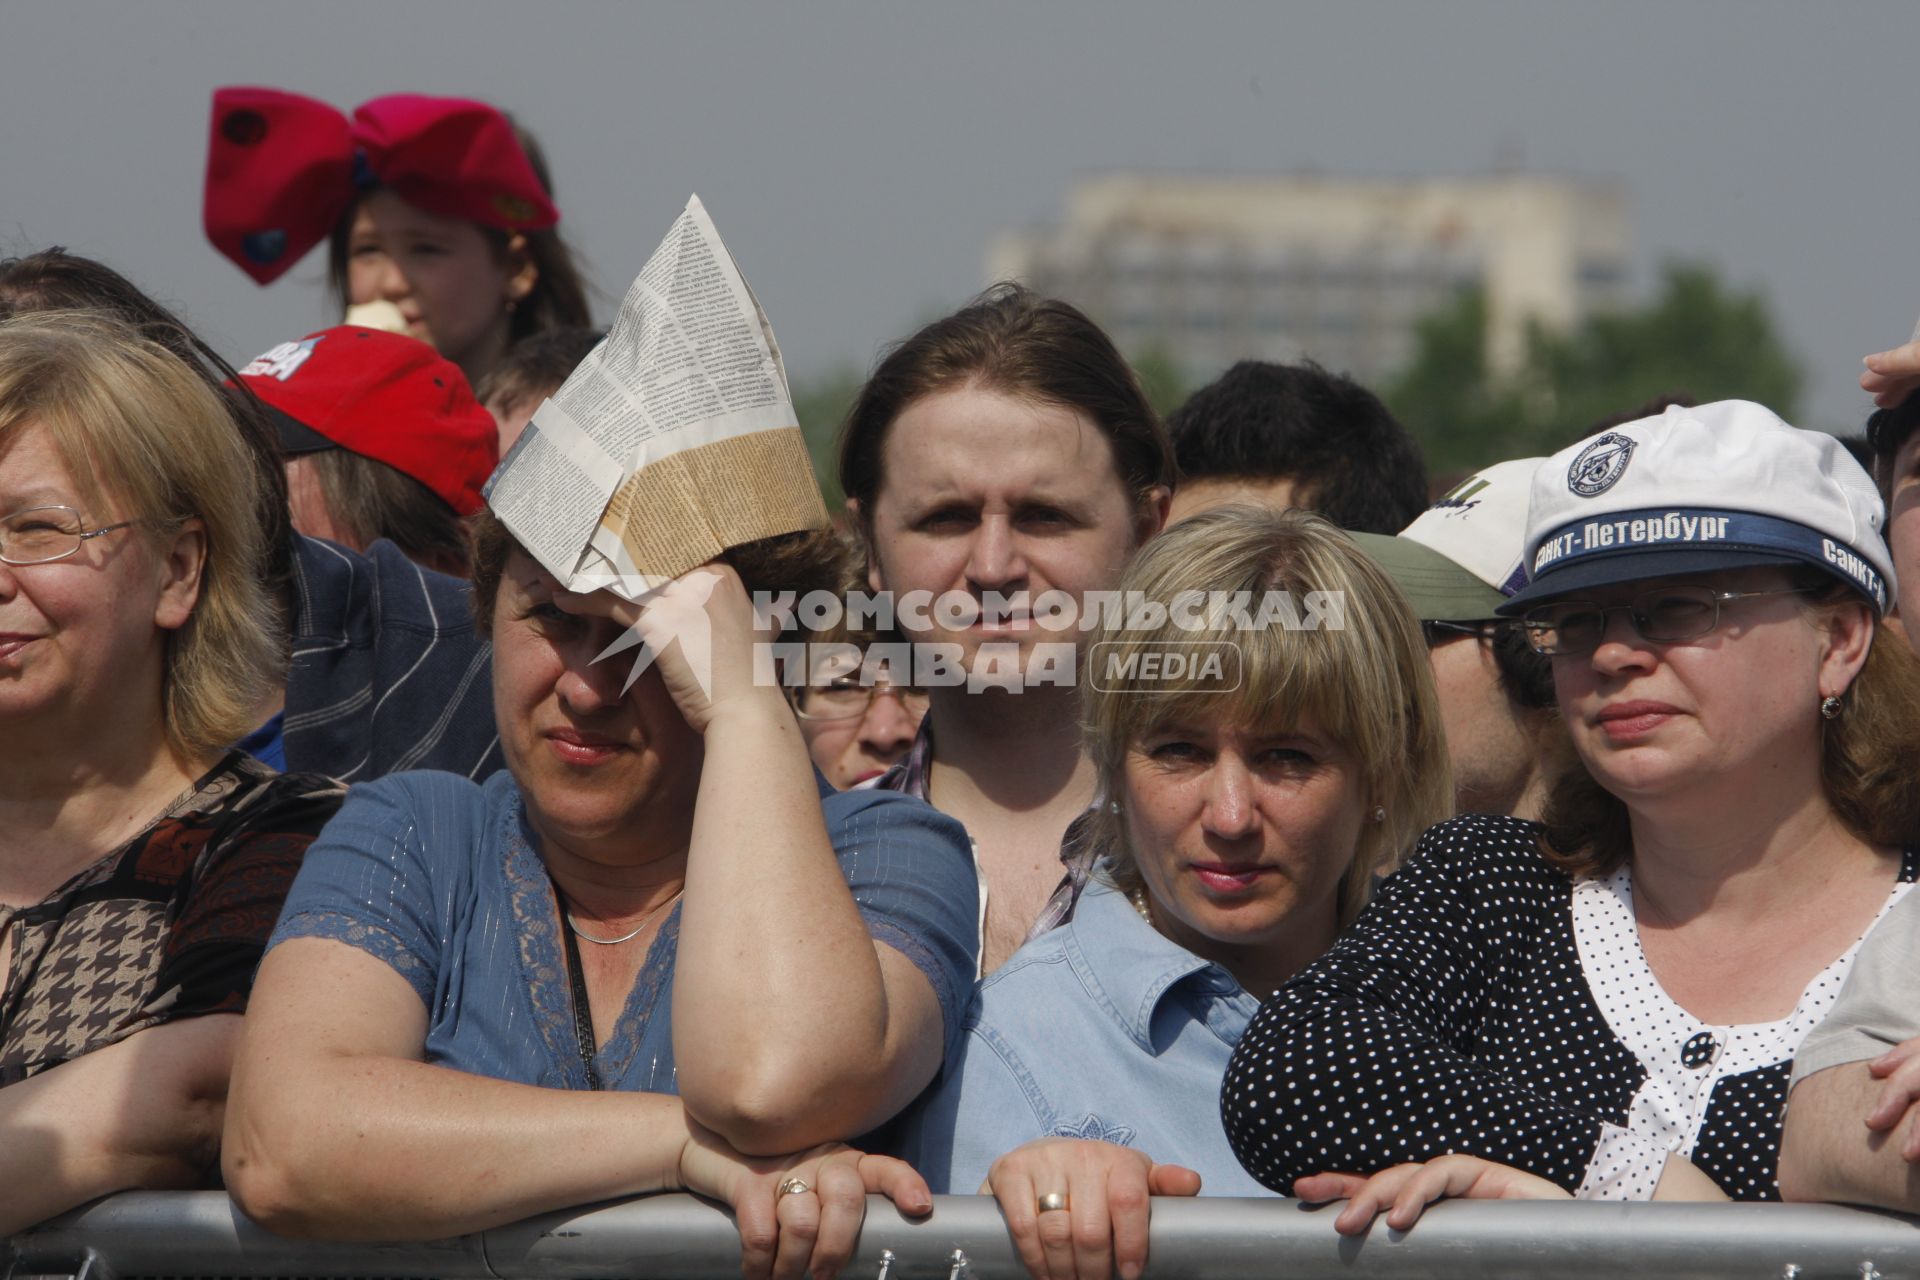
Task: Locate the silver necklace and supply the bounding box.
[564,888,683,945]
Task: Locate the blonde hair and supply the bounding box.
[0,311,282,760]
[1085,506,1453,925]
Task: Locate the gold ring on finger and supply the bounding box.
[779,1177,812,1196]
[1037,1191,1069,1213]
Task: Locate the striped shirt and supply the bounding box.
[282,535,504,782]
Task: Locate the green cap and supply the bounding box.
[1346,531,1509,622]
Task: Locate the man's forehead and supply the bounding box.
[898,473,1094,505]
[884,406,1119,490]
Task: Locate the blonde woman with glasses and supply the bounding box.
[0,313,341,1233]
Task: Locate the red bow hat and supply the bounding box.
[235,326,501,516]
[205,87,560,285]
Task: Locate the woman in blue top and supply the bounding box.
[899,506,1452,1278]
[224,513,978,1280]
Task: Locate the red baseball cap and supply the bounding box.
[236,326,500,516]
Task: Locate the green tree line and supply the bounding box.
[1383,263,1804,476]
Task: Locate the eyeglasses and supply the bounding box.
[1420,619,1508,647]
[1520,585,1820,657]
[0,506,138,566]
[792,678,931,723]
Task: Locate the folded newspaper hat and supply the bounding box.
[235,326,500,516]
[1498,400,1893,615]
[1349,456,1544,622]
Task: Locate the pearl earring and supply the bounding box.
[1372,805,1387,823]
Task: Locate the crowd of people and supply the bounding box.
[7,84,1920,1280]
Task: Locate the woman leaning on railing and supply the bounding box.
[222,515,979,1280]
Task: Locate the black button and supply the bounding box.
[1681,1030,1719,1069]
[221,109,268,147]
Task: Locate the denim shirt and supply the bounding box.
[268,769,979,1091]
[895,877,1270,1195]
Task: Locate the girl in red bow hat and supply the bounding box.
[204,88,591,388]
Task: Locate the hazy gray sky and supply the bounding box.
[4,0,1915,429]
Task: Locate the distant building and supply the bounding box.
[987,174,1629,386]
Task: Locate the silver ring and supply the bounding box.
[779,1177,812,1196]
[1037,1191,1069,1213]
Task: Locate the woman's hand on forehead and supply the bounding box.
[549,561,751,631]
[546,562,770,734]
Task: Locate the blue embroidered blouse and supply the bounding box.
[268,769,979,1093]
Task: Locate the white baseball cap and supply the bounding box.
[1499,400,1893,615]
[1348,457,1544,621]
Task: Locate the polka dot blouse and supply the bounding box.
[1220,814,1917,1201]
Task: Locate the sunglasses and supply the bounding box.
[1420,619,1507,647]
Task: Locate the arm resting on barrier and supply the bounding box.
[0,1013,237,1235]
[1296,1155,1571,1236]
[1778,903,1920,1208]
[22,1191,1920,1278]
[1780,1061,1920,1208]
[1643,1159,1735,1205]
[1295,1150,1725,1237]
[224,936,706,1239]
[1652,1154,1729,1201]
[223,933,934,1271]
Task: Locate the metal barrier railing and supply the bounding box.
[9,1192,1920,1280]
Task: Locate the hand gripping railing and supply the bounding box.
[9,1193,1920,1280]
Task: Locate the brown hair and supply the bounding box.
[1084,506,1453,927]
[836,284,1174,522]
[1538,570,1920,876]
[0,312,282,760]
[474,325,603,413]
[294,449,472,576]
[326,118,592,347]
